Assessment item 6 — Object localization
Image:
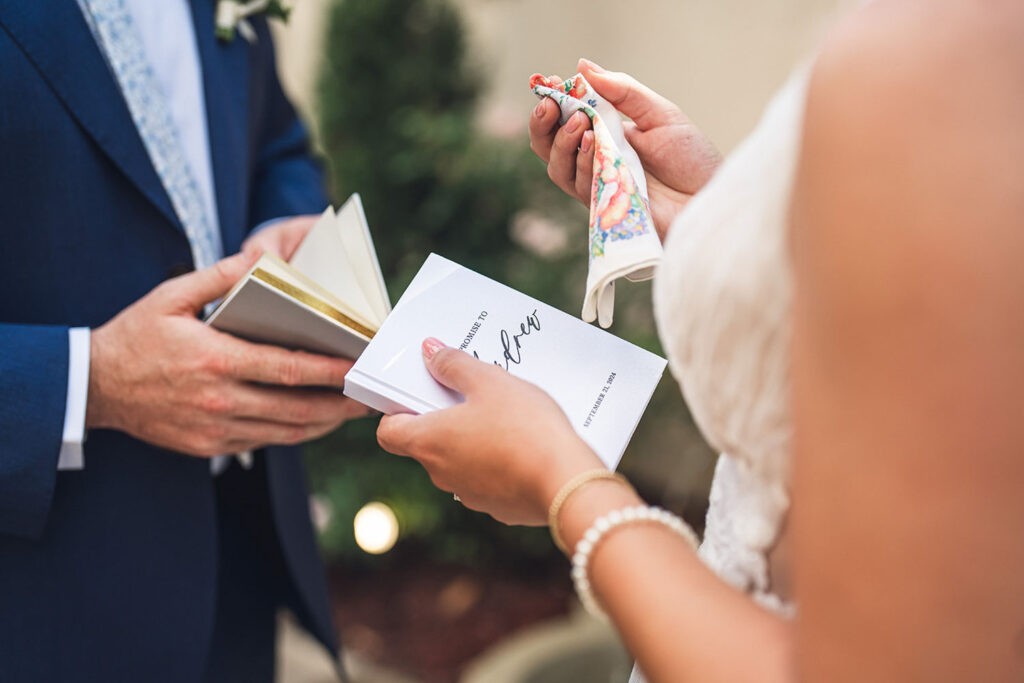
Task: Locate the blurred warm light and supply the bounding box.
[353,502,399,554]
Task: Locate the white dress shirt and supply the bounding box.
[60,0,222,470]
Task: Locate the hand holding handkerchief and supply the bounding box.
[530,72,663,328]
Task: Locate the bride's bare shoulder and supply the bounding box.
[790,9,1024,680]
[809,0,1024,119]
[794,0,1024,251]
[790,0,1024,342]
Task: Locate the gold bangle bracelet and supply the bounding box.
[548,470,634,553]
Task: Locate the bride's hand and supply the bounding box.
[529,58,722,240]
[376,338,604,526]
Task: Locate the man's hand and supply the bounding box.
[241,214,319,263]
[86,252,370,457]
[529,58,722,240]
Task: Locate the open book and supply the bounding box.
[208,198,664,466]
[206,194,390,359]
[344,254,667,468]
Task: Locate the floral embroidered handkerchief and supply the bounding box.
[530,73,662,328]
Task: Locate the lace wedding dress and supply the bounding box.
[627,61,811,683]
[663,63,812,609]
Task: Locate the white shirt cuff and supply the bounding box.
[58,327,90,471]
[211,451,254,475]
[56,326,254,475]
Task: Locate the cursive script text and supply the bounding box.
[473,309,541,370]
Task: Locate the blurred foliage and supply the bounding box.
[319,0,545,294]
[307,0,714,569]
[310,0,579,568]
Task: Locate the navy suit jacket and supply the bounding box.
[0,2,337,679]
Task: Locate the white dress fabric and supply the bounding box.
[654,65,812,613]
[628,62,811,683]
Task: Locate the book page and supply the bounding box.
[206,276,370,359]
[290,206,379,326]
[334,194,391,323]
[257,252,376,332]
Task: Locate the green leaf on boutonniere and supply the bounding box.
[265,0,293,21]
[216,25,238,42]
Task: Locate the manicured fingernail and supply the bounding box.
[580,58,606,74]
[534,100,545,118]
[565,112,582,133]
[580,131,593,154]
[422,337,446,361]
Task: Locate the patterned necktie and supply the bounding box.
[78,0,223,272]
[79,0,247,473]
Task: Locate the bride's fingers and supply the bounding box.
[527,75,564,163]
[376,413,422,457]
[574,130,596,200]
[528,98,561,164]
[547,111,590,199]
[578,60,684,131]
[422,341,499,396]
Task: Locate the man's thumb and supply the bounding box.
[578,58,682,131]
[422,338,484,397]
[164,252,254,313]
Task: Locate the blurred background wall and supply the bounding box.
[266,2,853,682]
[273,0,850,153]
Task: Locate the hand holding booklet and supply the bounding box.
[345,254,665,468]
[207,194,665,468]
[207,194,390,359]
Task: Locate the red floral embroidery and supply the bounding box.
[528,73,548,89]
[531,73,653,259]
[529,73,588,100]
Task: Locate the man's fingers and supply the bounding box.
[219,337,354,387]
[160,252,255,314]
[578,59,683,131]
[224,417,334,449]
[241,237,272,262]
[225,383,365,425]
[547,111,591,199]
[422,339,492,397]
[528,97,561,164]
[574,130,596,200]
[241,214,319,263]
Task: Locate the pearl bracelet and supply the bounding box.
[571,505,699,620]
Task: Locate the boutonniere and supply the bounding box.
[215,0,294,43]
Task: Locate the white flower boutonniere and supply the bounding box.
[216,0,294,43]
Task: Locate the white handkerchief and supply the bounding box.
[531,73,662,328]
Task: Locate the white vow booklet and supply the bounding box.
[344,254,667,468]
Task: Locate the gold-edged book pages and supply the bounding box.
[206,194,391,360]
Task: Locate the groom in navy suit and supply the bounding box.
[0,1,365,681]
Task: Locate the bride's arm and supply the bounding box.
[790,3,1024,681]
[378,343,792,683]
[556,478,793,682]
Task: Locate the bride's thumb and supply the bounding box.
[422,338,485,396]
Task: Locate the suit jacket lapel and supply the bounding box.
[0,1,182,233]
[191,0,250,253]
